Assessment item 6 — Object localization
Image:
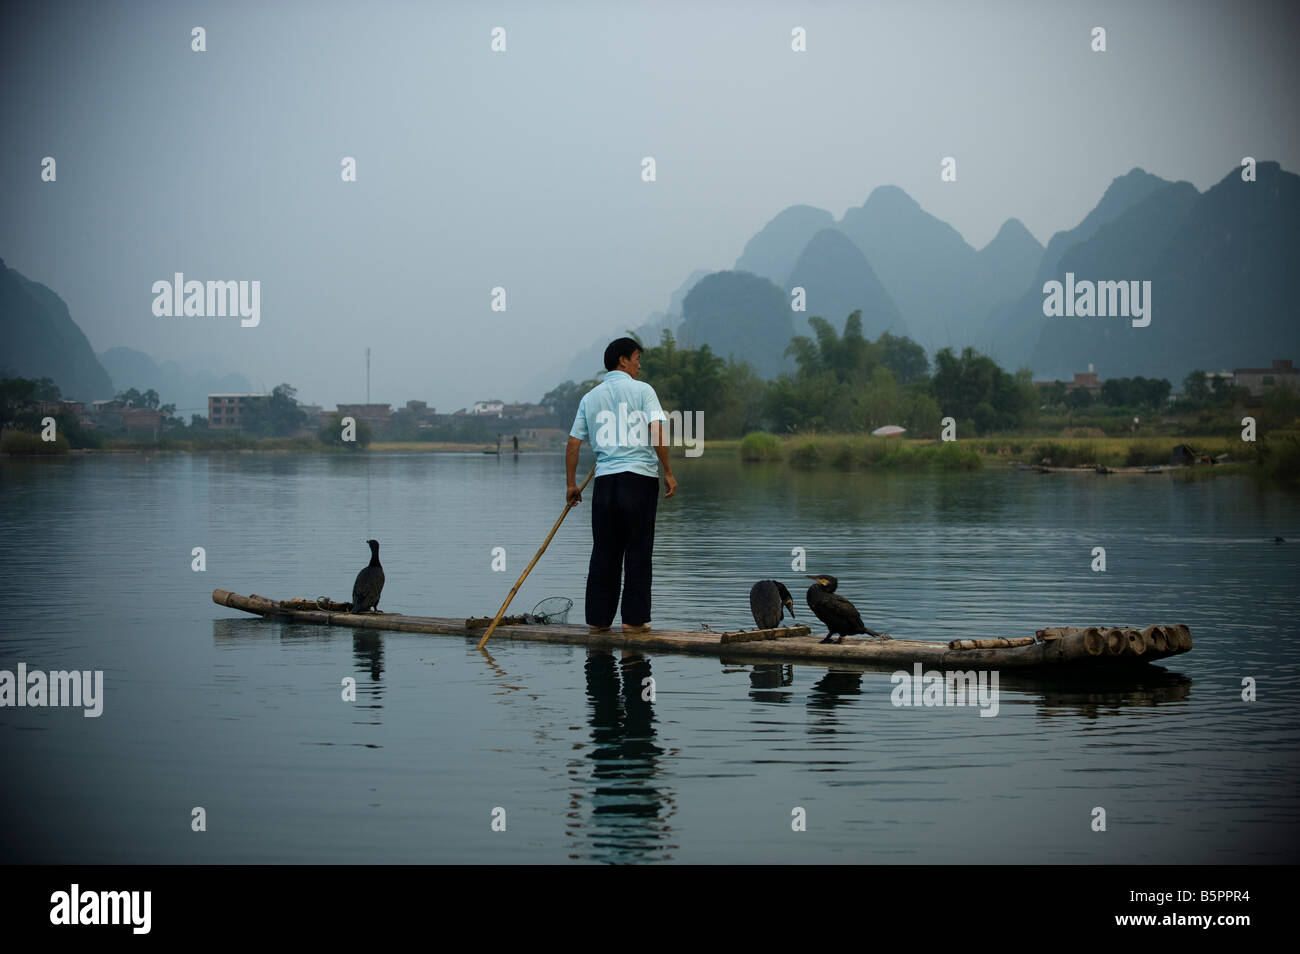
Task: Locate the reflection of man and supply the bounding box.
[576,649,671,863]
[566,337,678,634]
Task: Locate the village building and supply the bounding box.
[207,393,270,430]
[1233,359,1297,397]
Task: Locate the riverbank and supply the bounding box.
[5,429,1296,484]
[730,431,1298,483]
[0,434,551,455]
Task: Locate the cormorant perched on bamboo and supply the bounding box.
[749,580,796,630]
[804,575,890,643]
[351,539,385,613]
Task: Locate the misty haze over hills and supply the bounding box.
[3,1,1296,412]
[564,160,1299,391]
[7,159,1298,408]
[1028,161,1299,381]
[98,347,254,415]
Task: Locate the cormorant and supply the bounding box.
[351,539,385,613]
[749,580,796,630]
[804,575,890,643]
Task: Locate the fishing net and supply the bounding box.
[465,597,574,629]
[530,597,573,624]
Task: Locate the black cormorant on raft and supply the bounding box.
[749,580,796,630]
[805,574,890,644]
[350,539,385,613]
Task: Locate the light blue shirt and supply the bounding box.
[570,370,669,478]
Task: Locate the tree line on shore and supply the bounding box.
[5,309,1297,453]
[541,310,1298,439]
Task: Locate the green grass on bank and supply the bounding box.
[1255,434,1300,483]
[742,431,980,471]
[0,431,70,455]
[733,430,1298,483]
[993,436,1239,468]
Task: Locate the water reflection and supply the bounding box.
[352,630,384,682]
[211,617,273,642]
[211,618,386,708]
[1012,669,1194,721]
[748,663,794,703]
[567,650,676,863]
[474,646,527,695]
[730,658,1195,721]
[806,670,864,729]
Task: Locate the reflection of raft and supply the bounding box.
[212,590,1192,671]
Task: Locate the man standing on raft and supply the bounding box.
[566,337,678,635]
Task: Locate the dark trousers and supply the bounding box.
[586,472,659,627]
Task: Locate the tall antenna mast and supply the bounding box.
[366,347,371,405]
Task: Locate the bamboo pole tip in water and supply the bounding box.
[1125,628,1148,656]
[1103,627,1126,655]
[1082,627,1105,655]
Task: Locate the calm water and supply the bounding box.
[1,451,1298,863]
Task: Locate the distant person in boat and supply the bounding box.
[351,539,385,613]
[566,337,678,635]
[512,434,519,454]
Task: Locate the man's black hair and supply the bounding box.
[604,337,641,372]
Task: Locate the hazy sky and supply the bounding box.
[3,0,1297,412]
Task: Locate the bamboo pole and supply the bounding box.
[476,465,596,650]
[720,625,812,645]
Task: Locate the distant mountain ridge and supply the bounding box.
[786,229,905,339]
[98,347,254,415]
[1027,161,1300,381]
[0,258,256,411]
[0,259,114,401]
[561,269,710,382]
[679,271,794,378]
[560,161,1295,389]
[984,168,1177,366]
[734,205,836,285]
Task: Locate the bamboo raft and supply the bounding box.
[212,589,1193,671]
[1024,463,1187,475]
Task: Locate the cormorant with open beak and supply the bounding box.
[804,575,890,643]
[749,580,796,630]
